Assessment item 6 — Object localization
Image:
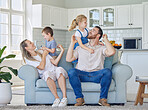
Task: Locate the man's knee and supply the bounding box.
[68,68,77,78]
[103,68,112,78]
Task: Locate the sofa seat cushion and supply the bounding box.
[36,79,60,88]
[36,78,115,92]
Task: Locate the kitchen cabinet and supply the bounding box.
[142,2,148,49]
[32,4,68,30]
[88,6,115,29]
[67,8,88,29]
[60,8,68,30]
[50,7,60,29]
[32,4,51,28]
[116,4,143,28]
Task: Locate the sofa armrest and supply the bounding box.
[18,64,39,81]
[111,63,133,103]
[18,64,39,104]
[112,63,132,82]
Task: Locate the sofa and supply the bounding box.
[18,49,132,105]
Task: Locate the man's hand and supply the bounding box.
[99,41,104,46]
[71,35,78,44]
[102,34,108,42]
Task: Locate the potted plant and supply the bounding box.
[0,46,18,106]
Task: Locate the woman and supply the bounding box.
[20,39,68,107]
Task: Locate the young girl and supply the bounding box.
[68,15,94,54]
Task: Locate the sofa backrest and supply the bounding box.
[57,49,118,71]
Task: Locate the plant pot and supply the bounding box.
[0,83,12,106]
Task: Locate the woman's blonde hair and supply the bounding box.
[68,14,87,31]
[20,39,42,63]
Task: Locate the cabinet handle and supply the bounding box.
[67,26,69,28]
[128,23,131,25]
[51,24,54,26]
[131,23,133,25]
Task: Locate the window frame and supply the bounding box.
[0,0,25,59]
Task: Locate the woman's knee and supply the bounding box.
[68,68,77,78]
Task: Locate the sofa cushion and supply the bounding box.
[57,50,73,72]
[104,55,114,69]
[36,79,115,92]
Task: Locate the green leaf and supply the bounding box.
[0,54,16,63]
[0,46,7,58]
[0,72,12,83]
[8,67,18,76]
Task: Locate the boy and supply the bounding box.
[41,27,57,59]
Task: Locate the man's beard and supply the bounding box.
[87,35,96,39]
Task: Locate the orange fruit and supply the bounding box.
[115,44,118,46]
[112,44,115,46]
[119,44,122,46]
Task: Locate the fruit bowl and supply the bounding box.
[114,46,122,49]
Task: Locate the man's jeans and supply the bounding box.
[68,68,112,99]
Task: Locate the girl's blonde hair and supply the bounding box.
[20,39,42,63]
[68,14,87,31]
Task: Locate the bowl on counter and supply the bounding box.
[114,46,122,49]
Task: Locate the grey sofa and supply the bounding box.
[18,49,132,105]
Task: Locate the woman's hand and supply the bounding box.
[57,44,64,52]
[42,50,48,56]
[41,46,48,51]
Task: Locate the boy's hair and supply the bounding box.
[42,27,53,37]
[95,26,103,40]
[68,14,87,31]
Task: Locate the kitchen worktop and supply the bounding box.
[119,49,148,51]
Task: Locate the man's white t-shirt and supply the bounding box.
[73,43,107,72]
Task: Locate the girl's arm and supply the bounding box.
[77,37,94,54]
[36,50,48,70]
[50,44,64,66]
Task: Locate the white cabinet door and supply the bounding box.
[130,4,143,28]
[68,9,77,29]
[32,4,51,27]
[102,6,115,29]
[50,7,61,29]
[88,8,102,28]
[143,2,148,49]
[60,8,68,30]
[42,6,51,27]
[116,5,130,28]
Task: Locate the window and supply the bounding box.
[0,0,25,58]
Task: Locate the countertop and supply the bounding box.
[119,49,148,51]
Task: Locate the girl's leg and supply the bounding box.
[57,74,67,98]
[46,77,59,99]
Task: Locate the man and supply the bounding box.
[66,26,116,107]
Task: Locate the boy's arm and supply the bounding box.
[77,37,94,54]
[41,47,55,53]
